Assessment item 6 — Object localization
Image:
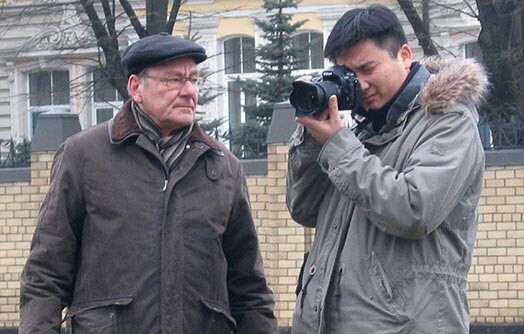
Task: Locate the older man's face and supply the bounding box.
[129,57,199,136]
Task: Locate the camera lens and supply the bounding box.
[290,82,325,117]
[290,80,339,117]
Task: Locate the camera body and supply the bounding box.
[289,65,361,118]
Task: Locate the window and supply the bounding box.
[227,81,256,130]
[92,69,123,124]
[292,32,324,70]
[223,36,257,156]
[224,37,255,74]
[28,70,70,135]
[223,36,256,129]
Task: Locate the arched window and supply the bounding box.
[224,36,255,74]
[223,36,256,133]
[292,31,324,70]
[28,70,70,136]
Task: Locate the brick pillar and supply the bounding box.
[468,164,524,323]
[0,112,81,329]
[265,102,313,327]
[266,142,312,327]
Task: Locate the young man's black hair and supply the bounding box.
[324,5,408,62]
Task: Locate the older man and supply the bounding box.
[20,33,277,334]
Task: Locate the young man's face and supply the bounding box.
[336,39,412,111]
[128,57,199,136]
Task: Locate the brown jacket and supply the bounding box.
[20,101,276,334]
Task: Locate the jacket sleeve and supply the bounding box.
[286,124,331,227]
[222,164,277,334]
[19,141,85,333]
[318,104,485,240]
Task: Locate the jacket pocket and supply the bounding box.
[69,297,133,334]
[367,252,409,320]
[295,251,310,296]
[200,297,237,334]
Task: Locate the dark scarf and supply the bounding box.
[131,101,193,170]
[359,62,430,133]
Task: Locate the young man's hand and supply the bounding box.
[296,95,344,144]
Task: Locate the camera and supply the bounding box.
[289,65,361,117]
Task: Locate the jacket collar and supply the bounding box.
[420,57,489,118]
[385,62,430,128]
[356,57,489,138]
[109,100,223,151]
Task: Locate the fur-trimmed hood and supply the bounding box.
[421,57,489,114]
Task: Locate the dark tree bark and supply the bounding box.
[398,0,524,147]
[397,0,439,56]
[80,0,128,99]
[80,0,184,99]
[476,0,524,147]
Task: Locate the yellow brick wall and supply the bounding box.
[0,147,523,329]
[0,151,54,328]
[469,165,524,323]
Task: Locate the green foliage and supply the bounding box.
[198,116,227,141]
[229,121,269,159]
[230,0,306,158]
[0,138,31,168]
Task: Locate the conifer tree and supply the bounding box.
[229,0,306,158]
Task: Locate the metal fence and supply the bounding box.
[480,111,524,150]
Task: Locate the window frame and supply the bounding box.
[27,69,71,137]
[222,36,257,135]
[292,31,325,70]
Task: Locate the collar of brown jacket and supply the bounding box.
[109,100,222,152]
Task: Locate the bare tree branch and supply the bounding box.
[101,0,116,37]
[167,0,184,33]
[118,0,147,37]
[146,0,168,34]
[397,0,439,56]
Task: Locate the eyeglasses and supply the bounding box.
[141,74,203,89]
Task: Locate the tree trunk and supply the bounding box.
[476,0,524,147]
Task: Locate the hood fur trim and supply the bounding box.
[420,57,489,114]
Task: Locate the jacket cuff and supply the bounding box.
[318,127,361,172]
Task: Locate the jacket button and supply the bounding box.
[309,265,317,275]
[186,144,191,150]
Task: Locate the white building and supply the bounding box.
[0,0,481,146]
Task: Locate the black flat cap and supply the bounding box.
[121,32,207,77]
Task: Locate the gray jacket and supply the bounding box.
[20,101,276,334]
[287,59,488,334]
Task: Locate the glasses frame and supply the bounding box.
[140,74,203,89]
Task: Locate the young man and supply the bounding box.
[287,5,488,333]
[20,33,277,334]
